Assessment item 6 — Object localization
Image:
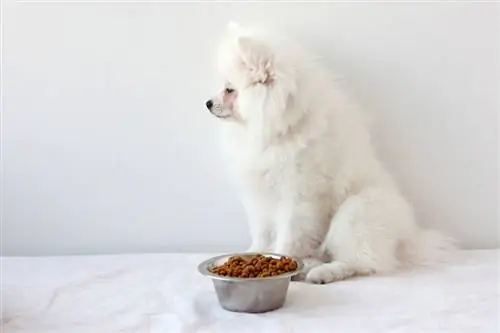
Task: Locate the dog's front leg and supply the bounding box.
[242,196,275,253]
[246,214,273,253]
[273,200,328,259]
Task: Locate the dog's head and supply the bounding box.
[205,22,301,139]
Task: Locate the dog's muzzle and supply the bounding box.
[205,100,230,119]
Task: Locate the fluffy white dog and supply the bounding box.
[205,23,454,284]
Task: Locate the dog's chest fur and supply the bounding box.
[221,124,343,204]
[230,136,295,190]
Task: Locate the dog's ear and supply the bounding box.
[236,36,274,85]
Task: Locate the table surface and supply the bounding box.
[2,250,499,333]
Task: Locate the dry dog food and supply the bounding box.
[210,254,298,278]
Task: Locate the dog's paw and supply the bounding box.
[306,268,335,284]
[305,264,346,284]
[292,258,323,282]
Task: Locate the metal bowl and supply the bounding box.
[198,253,303,313]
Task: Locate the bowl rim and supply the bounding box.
[197,252,304,282]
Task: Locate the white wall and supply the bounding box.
[2,1,498,256]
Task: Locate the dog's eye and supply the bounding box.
[225,88,235,94]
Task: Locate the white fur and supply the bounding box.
[210,23,455,284]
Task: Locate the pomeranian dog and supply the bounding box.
[205,22,454,284]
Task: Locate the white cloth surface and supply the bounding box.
[1,250,498,333]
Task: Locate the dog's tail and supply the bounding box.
[398,228,457,267]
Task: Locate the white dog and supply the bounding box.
[205,23,454,284]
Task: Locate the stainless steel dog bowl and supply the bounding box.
[198,253,303,313]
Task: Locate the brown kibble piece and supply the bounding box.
[210,254,298,278]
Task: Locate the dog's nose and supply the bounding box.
[205,100,213,110]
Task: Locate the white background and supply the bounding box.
[2,0,498,255]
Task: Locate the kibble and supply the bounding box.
[210,254,298,278]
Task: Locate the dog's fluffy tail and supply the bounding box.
[399,228,457,267]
